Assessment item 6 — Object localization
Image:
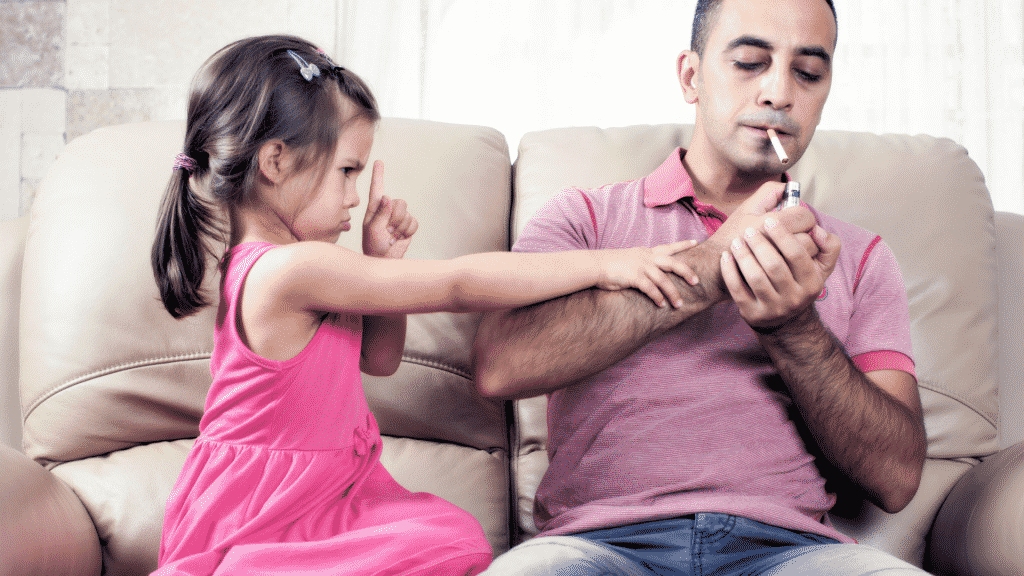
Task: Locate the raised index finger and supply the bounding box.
[364,159,384,224]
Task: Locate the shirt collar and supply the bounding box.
[642,147,790,208]
[643,148,693,208]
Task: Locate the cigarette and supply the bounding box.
[767,129,789,164]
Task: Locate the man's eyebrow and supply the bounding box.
[798,46,832,65]
[725,35,773,52]
[725,35,833,66]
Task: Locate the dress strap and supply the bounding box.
[224,242,278,302]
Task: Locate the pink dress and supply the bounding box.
[154,242,492,576]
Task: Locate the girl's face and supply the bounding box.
[285,118,375,243]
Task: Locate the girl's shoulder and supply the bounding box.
[232,241,361,361]
[243,241,364,306]
[245,240,354,282]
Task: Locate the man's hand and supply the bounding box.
[721,197,922,512]
[706,182,818,252]
[721,214,840,331]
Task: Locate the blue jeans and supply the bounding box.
[482,514,929,576]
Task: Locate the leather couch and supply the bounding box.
[1,118,1022,576]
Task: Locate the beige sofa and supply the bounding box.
[1,119,1022,576]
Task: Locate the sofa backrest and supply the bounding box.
[0,214,27,451]
[19,119,515,570]
[509,124,999,538]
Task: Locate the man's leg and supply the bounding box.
[481,536,650,576]
[688,514,931,576]
[761,544,930,575]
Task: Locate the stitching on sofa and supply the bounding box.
[917,379,998,428]
[400,354,472,381]
[25,353,471,421]
[23,352,212,420]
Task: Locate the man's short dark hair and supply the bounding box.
[690,0,837,56]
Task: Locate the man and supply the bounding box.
[472,0,929,574]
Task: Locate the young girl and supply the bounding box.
[150,35,698,576]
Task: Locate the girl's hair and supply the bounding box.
[152,35,379,318]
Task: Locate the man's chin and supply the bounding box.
[729,143,791,175]
[734,157,788,180]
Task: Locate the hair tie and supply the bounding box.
[173,152,198,173]
[287,49,320,82]
[316,48,345,72]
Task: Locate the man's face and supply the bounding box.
[682,0,836,177]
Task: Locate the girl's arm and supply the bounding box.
[256,157,699,325]
[262,239,699,318]
[359,162,419,376]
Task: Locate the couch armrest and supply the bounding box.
[927,441,1024,576]
[0,445,101,576]
[996,210,1024,448]
[1,215,28,450]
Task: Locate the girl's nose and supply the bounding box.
[346,185,360,209]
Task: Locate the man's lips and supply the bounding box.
[747,125,790,137]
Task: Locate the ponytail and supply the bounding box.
[151,35,380,319]
[151,164,219,318]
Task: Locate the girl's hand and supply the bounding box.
[595,240,701,308]
[363,160,419,259]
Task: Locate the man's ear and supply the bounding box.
[257,139,290,185]
[677,50,700,104]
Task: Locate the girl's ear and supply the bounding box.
[257,139,290,185]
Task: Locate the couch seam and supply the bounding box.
[917,379,998,429]
[506,396,521,548]
[400,354,472,381]
[26,353,469,420]
[23,352,212,421]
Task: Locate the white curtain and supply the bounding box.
[335,1,1023,214]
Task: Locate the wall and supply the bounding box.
[2,0,65,220]
[1,0,336,221]
[2,0,1023,221]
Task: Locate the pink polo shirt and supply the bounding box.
[513,148,915,543]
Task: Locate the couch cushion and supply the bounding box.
[20,120,216,464]
[791,129,998,461]
[509,124,998,541]
[20,118,515,564]
[1,215,28,450]
[22,117,512,461]
[52,435,510,575]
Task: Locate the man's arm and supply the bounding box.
[724,216,926,513]
[473,242,726,399]
[473,182,815,400]
[757,308,926,512]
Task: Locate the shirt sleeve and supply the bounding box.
[847,239,916,378]
[513,189,598,254]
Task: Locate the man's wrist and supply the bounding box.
[752,305,820,338]
[685,241,729,304]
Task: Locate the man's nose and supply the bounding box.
[759,64,795,110]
